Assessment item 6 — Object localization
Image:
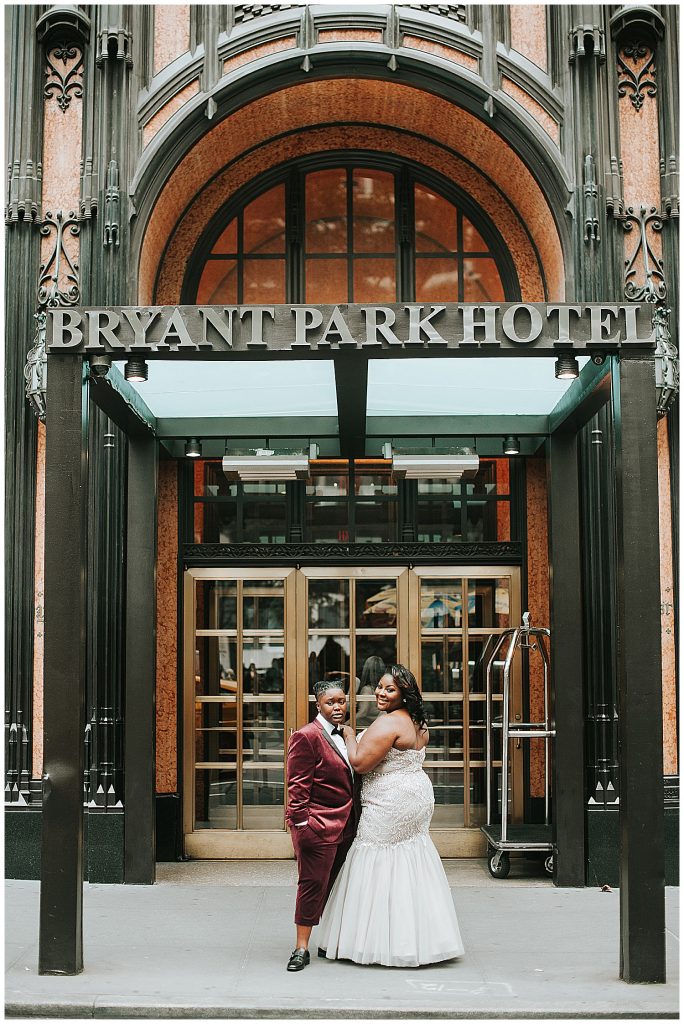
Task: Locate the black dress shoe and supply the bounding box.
[317,947,327,958]
[287,948,310,971]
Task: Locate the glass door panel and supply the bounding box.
[411,568,520,830]
[303,570,406,730]
[186,570,293,854]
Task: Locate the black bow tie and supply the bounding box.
[331,726,344,736]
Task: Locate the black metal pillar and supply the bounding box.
[38,355,89,975]
[612,355,665,983]
[547,428,586,886]
[124,435,158,883]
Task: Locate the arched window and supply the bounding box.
[186,158,518,305]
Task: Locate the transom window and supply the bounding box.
[186,158,518,305]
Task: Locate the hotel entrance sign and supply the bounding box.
[47,302,656,356]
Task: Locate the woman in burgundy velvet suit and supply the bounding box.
[285,679,358,971]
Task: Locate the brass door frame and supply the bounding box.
[409,566,522,857]
[183,566,296,858]
[182,564,522,860]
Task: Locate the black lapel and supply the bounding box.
[316,720,352,774]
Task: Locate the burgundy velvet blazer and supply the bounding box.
[286,720,356,843]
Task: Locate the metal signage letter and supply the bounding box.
[546,305,582,347]
[362,306,401,346]
[49,309,83,349]
[122,308,162,350]
[501,304,544,345]
[405,305,447,345]
[85,310,123,350]
[588,305,621,346]
[198,307,236,349]
[461,305,500,346]
[292,307,322,347]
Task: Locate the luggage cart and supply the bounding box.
[480,612,555,879]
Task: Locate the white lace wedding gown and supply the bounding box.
[317,745,465,966]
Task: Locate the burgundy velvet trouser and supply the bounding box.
[291,814,355,926]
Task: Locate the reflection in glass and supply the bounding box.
[462,217,487,252]
[414,184,457,252]
[243,581,284,630]
[242,768,285,830]
[353,170,395,253]
[243,639,285,694]
[305,501,350,543]
[353,259,396,302]
[354,500,396,542]
[196,582,238,631]
[416,499,461,543]
[465,502,511,542]
[194,462,239,498]
[415,258,458,302]
[194,768,237,830]
[308,580,349,628]
[243,259,286,303]
[242,500,287,543]
[308,634,350,692]
[306,169,347,253]
[305,258,348,304]
[422,699,463,730]
[195,721,237,763]
[243,185,286,254]
[426,767,464,827]
[195,639,239,697]
[463,258,505,301]
[355,472,396,496]
[356,580,396,628]
[242,702,284,762]
[307,470,349,496]
[355,640,395,724]
[212,218,238,254]
[420,580,462,628]
[469,768,487,825]
[428,726,464,762]
[468,578,511,629]
[196,260,237,304]
[421,638,463,693]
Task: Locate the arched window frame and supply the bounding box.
[180,153,521,305]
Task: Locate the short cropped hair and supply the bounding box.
[313,678,347,699]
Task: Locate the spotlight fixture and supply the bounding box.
[503,436,520,456]
[89,353,111,378]
[554,354,579,380]
[185,438,202,458]
[124,357,148,383]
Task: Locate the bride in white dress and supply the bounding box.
[317,664,465,967]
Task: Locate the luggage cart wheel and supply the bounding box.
[544,854,554,876]
[488,850,510,879]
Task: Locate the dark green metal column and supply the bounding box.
[547,429,586,886]
[38,355,89,975]
[124,436,158,883]
[612,354,665,983]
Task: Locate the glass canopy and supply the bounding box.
[115,356,589,420]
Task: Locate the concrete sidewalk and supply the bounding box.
[5,860,679,1019]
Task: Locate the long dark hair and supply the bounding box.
[387,664,428,729]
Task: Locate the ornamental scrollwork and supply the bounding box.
[651,306,679,419]
[183,542,522,563]
[622,204,666,303]
[44,43,84,112]
[616,41,656,111]
[38,210,81,308]
[24,312,48,422]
